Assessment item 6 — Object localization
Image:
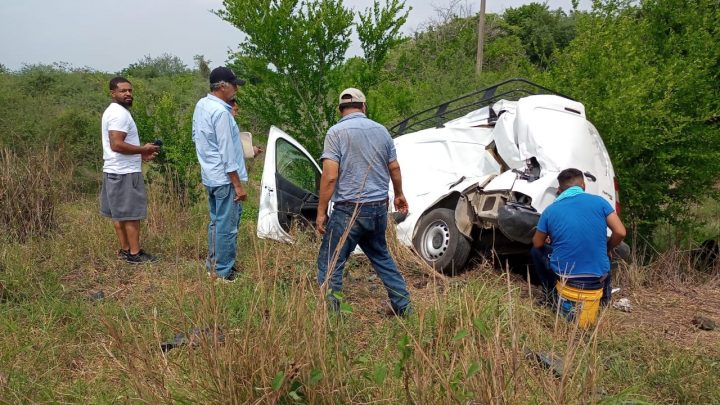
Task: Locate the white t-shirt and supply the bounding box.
[101,103,142,174]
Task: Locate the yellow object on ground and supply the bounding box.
[556,281,603,328]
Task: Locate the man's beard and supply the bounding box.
[117,99,133,108]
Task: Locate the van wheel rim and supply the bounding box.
[422,220,450,260]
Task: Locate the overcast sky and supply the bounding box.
[0,0,589,73]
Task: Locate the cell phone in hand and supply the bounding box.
[153,139,163,147]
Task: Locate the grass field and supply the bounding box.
[1,166,719,404]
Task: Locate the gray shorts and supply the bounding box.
[100,172,147,221]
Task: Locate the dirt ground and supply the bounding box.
[340,256,720,355]
[611,283,720,353]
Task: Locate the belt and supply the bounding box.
[334,199,388,207]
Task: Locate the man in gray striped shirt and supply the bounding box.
[316,88,411,317]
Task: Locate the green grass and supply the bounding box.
[1,178,719,403]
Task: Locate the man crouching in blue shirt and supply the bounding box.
[531,168,626,307]
[192,67,249,283]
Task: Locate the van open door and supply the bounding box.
[257,126,322,242]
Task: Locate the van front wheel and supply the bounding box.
[413,208,471,275]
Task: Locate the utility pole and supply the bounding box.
[475,0,486,76]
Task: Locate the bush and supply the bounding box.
[121,54,190,79]
[545,0,720,235]
[0,146,74,242]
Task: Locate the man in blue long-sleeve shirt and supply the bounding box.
[192,67,248,282]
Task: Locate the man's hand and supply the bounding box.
[316,212,328,235]
[141,143,160,161]
[253,145,264,158]
[142,152,158,162]
[394,194,409,214]
[233,183,247,202]
[141,143,160,154]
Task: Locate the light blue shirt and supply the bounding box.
[191,94,248,187]
[320,112,396,203]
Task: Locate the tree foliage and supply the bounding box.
[121,53,190,78]
[217,0,351,156]
[194,54,211,79]
[0,64,107,161]
[545,0,720,231]
[218,0,408,155]
[503,3,576,69]
[366,11,537,126]
[1,0,718,240]
[355,0,409,89]
[0,63,207,198]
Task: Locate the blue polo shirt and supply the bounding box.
[537,193,614,277]
[320,112,396,203]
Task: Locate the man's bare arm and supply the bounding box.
[109,130,158,156]
[606,212,626,252]
[318,160,339,214]
[388,160,404,196]
[388,160,408,213]
[316,159,339,234]
[532,230,548,249]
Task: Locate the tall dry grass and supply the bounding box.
[614,239,720,290]
[2,173,718,403]
[0,146,74,242]
[97,199,613,404]
[101,265,614,403]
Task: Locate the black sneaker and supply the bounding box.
[125,250,159,264]
[219,270,239,283]
[117,249,130,260]
[207,267,238,281]
[380,305,411,318]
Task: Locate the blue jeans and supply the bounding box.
[317,203,411,314]
[531,245,612,306]
[531,246,559,304]
[205,184,242,278]
[531,246,557,298]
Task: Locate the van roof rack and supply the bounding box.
[389,78,573,136]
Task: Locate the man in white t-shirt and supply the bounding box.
[100,77,160,264]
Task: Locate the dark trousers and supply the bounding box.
[531,246,558,304]
[530,246,612,306]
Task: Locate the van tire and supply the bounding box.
[413,208,471,275]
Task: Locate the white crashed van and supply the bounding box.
[257,79,625,273]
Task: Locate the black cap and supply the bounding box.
[209,66,245,86]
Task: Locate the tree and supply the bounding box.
[367,11,534,126]
[355,0,409,89]
[194,54,211,79]
[121,54,189,78]
[503,3,576,69]
[547,0,720,233]
[217,0,409,155]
